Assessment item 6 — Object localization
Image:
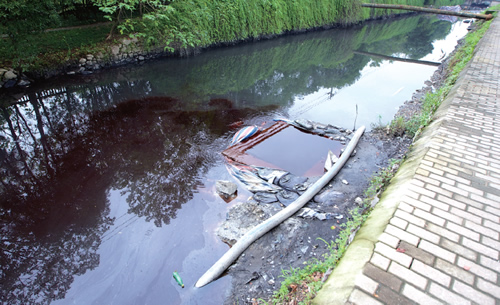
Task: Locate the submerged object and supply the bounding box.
[173,271,184,288]
[229,125,259,147]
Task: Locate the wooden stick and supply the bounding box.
[195,126,366,288]
[361,3,493,20]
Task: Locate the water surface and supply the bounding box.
[0,15,469,305]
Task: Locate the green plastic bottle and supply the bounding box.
[173,271,184,288]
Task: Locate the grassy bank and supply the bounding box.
[1,0,462,75]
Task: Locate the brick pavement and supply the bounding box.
[313,14,500,305]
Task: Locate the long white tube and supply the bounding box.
[195,126,366,288]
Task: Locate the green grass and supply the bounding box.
[1,24,113,71]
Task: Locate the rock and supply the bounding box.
[342,179,349,185]
[79,58,87,65]
[3,79,16,88]
[3,70,17,81]
[86,54,94,61]
[314,189,344,203]
[216,180,237,197]
[355,197,364,206]
[217,201,265,245]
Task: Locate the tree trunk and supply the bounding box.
[361,3,493,20]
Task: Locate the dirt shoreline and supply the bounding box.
[221,41,456,304]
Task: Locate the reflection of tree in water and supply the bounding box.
[1,90,274,303]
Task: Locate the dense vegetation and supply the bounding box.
[1,0,462,74]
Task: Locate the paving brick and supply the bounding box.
[461,237,499,260]
[394,209,425,227]
[454,193,484,209]
[425,222,460,243]
[419,240,456,263]
[457,257,497,283]
[452,280,496,305]
[389,217,408,230]
[408,184,436,199]
[355,273,379,295]
[479,255,500,273]
[375,285,414,305]
[446,222,480,241]
[440,239,477,261]
[467,206,500,222]
[473,194,500,209]
[424,184,454,198]
[415,174,440,186]
[449,207,482,224]
[410,259,451,287]
[443,172,472,186]
[385,224,420,246]
[432,208,464,225]
[442,183,470,197]
[375,242,413,268]
[403,196,431,212]
[413,208,445,226]
[419,163,445,178]
[370,252,391,271]
[388,262,427,290]
[378,232,400,248]
[397,202,414,214]
[464,220,499,240]
[485,191,500,203]
[348,288,383,305]
[435,259,475,285]
[402,284,443,305]
[420,194,450,211]
[483,219,500,232]
[406,224,440,243]
[428,282,471,305]
[481,236,500,252]
[484,205,500,217]
[398,241,435,265]
[477,277,500,299]
[364,263,402,292]
[415,167,430,177]
[424,155,449,167]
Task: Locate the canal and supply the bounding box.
[0,14,469,305]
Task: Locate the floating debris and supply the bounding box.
[173,271,184,288]
[229,125,260,147]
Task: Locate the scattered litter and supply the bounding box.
[173,271,184,288]
[324,150,339,171]
[297,208,343,221]
[342,179,349,185]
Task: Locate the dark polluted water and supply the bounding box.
[0,15,468,305]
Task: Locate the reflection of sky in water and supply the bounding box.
[289,20,470,130]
